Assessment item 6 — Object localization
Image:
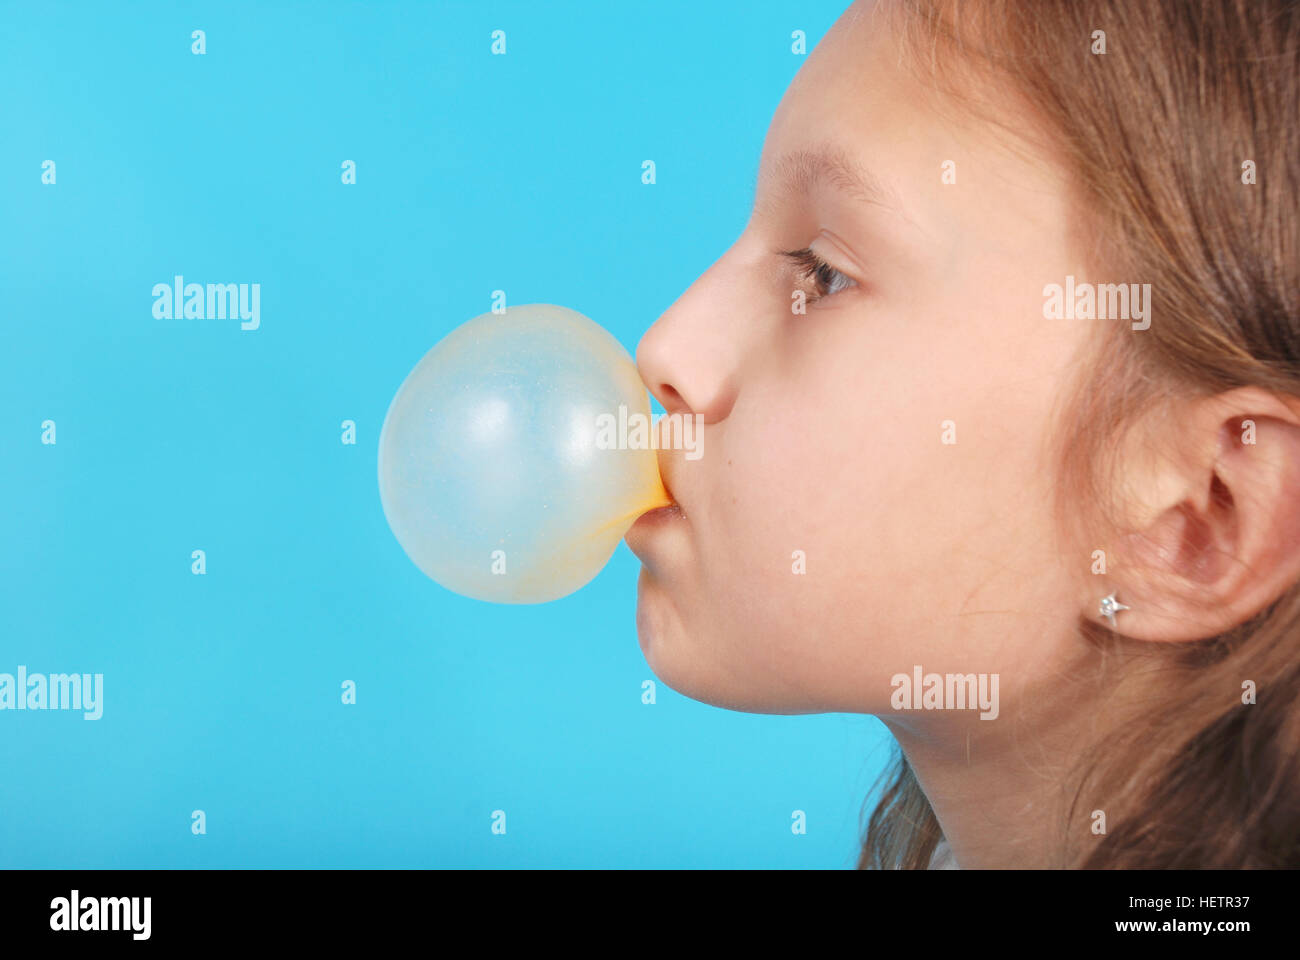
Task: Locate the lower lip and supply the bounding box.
[625,504,684,564]
[629,504,683,531]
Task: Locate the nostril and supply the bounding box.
[655,382,687,414]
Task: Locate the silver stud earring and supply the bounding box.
[1099,592,1131,629]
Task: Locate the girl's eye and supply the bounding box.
[779,247,858,304]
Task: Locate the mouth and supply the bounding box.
[629,502,683,529]
[644,461,683,520]
[626,469,685,544]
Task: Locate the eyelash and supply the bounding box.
[778,247,858,304]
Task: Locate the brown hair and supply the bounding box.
[858,0,1300,868]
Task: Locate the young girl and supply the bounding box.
[624,0,1300,868]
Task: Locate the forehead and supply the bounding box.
[752,6,924,218]
[754,3,1067,230]
[767,4,920,145]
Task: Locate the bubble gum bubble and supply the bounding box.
[378,303,672,603]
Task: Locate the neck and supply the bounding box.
[877,646,1103,869]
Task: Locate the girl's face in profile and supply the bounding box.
[626,0,1097,720]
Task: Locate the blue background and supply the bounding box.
[0,0,893,868]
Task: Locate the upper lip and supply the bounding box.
[661,470,677,508]
[654,445,679,510]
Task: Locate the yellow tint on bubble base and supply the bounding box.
[377,303,672,604]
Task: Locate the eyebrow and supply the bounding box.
[750,143,903,219]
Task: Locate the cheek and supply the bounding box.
[669,291,1077,702]
[699,311,1037,635]
[683,357,917,648]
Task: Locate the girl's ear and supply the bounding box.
[1098,387,1300,641]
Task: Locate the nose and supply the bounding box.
[634,244,753,425]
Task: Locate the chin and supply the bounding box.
[634,566,671,662]
[634,568,715,704]
[633,569,790,714]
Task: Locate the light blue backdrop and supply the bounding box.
[0,0,893,868]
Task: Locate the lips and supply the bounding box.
[624,500,684,569]
[631,502,683,528]
[649,447,683,519]
[631,466,682,528]
[652,419,683,508]
[626,452,685,549]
